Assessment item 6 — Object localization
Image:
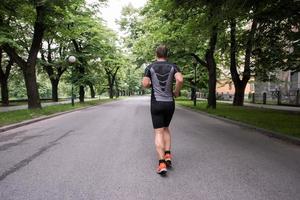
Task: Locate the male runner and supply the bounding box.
[142,45,183,175]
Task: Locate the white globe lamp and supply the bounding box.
[68,55,76,63]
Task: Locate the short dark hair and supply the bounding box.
[156,45,168,58]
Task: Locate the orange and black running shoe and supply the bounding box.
[157,162,167,175]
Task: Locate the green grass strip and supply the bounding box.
[0,99,114,127]
[176,99,300,138]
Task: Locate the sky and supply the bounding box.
[86,0,147,33]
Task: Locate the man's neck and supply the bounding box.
[156,58,167,62]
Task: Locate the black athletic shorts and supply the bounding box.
[150,101,175,129]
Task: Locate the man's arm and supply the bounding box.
[173,72,183,97]
[142,77,151,88]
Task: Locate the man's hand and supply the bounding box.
[173,90,180,98]
[173,72,183,98]
[142,77,151,88]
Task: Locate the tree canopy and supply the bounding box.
[0,0,143,107]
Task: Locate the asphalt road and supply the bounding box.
[0,96,299,200]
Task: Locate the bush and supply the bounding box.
[180,89,189,97]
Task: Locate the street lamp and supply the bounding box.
[68,55,76,106]
[192,59,197,107]
[124,83,128,96]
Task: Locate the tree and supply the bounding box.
[60,1,114,102]
[1,2,47,108]
[40,39,68,102]
[229,18,257,106]
[0,47,13,105]
[103,55,123,99]
[223,0,300,105]
[253,0,300,76]
[1,0,73,108]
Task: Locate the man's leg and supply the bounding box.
[154,128,165,160]
[163,127,172,167]
[163,127,171,152]
[151,102,168,174]
[155,128,168,175]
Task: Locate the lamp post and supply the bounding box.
[68,55,76,106]
[124,83,128,96]
[193,60,197,107]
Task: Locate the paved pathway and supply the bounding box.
[0,97,299,200]
[0,98,106,112]
[199,98,300,112]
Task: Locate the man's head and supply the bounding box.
[156,45,168,59]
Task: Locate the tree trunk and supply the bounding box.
[191,81,196,101]
[230,18,257,106]
[23,65,41,108]
[106,72,114,99]
[25,5,46,109]
[205,26,218,109]
[105,67,120,99]
[79,85,85,103]
[0,79,9,106]
[115,79,119,98]
[207,63,217,108]
[109,84,114,99]
[233,83,247,106]
[110,78,115,99]
[72,40,86,103]
[191,51,216,109]
[230,19,243,106]
[0,47,12,106]
[50,79,59,102]
[89,83,95,98]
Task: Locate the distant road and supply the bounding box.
[0,96,299,200]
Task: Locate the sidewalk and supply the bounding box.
[243,102,300,112]
[0,97,107,113]
[199,99,300,112]
[218,101,300,112]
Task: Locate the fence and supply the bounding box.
[185,89,300,107]
[251,89,300,106]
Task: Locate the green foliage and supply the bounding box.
[8,69,27,99]
[120,0,220,93]
[1,0,137,103]
[253,0,300,78]
[2,0,299,107]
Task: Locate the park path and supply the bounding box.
[0,96,299,200]
[0,97,106,113]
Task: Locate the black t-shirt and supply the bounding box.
[144,61,180,102]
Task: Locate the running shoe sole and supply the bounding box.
[158,170,167,176]
[157,168,167,175]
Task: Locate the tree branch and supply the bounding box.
[190,53,208,68]
[27,5,46,67]
[2,44,26,68]
[230,19,241,84]
[243,18,258,84]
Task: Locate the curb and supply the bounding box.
[177,105,300,146]
[0,100,117,133]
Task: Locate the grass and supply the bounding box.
[0,98,115,127]
[176,98,300,138]
[0,98,88,107]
